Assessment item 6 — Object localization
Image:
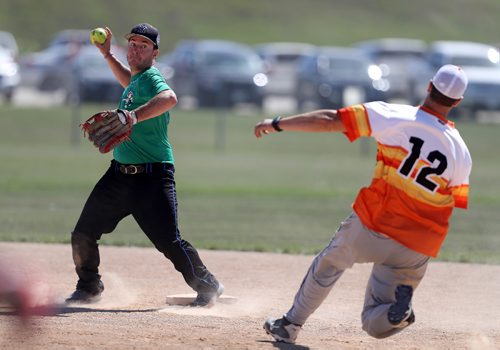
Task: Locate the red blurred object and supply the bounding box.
[0,263,56,324]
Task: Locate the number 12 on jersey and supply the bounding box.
[398,136,448,192]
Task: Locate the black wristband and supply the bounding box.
[271,116,283,132]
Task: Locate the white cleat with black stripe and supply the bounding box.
[263,316,302,344]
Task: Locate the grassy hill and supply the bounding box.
[1,0,499,53]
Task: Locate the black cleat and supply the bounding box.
[65,280,104,304]
[388,284,415,326]
[190,282,224,307]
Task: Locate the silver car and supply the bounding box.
[420,40,500,118]
[0,31,19,59]
[354,38,428,103]
[255,42,316,96]
[0,47,20,102]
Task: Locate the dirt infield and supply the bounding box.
[0,242,499,349]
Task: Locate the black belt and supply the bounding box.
[115,161,174,175]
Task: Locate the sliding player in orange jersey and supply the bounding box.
[255,65,471,344]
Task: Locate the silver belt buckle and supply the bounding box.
[128,165,138,174]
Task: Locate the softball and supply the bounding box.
[90,28,107,45]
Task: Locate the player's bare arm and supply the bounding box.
[133,89,178,123]
[93,27,132,88]
[105,54,132,88]
[254,109,346,138]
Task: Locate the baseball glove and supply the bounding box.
[81,109,136,153]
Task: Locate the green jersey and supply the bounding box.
[113,66,173,164]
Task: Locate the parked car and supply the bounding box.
[0,31,19,59]
[46,29,90,48]
[155,52,175,83]
[19,29,99,92]
[0,47,21,102]
[20,43,79,91]
[165,39,268,108]
[294,46,385,110]
[354,38,428,102]
[255,42,316,96]
[415,40,500,118]
[67,45,126,103]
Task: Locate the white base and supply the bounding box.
[165,294,237,306]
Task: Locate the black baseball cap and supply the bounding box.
[125,23,160,48]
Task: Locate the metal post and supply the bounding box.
[70,78,81,146]
[214,110,226,153]
[360,137,370,157]
[214,88,228,153]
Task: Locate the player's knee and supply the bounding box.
[310,255,346,287]
[312,266,343,287]
[369,331,390,339]
[361,312,410,339]
[361,309,384,338]
[363,319,392,339]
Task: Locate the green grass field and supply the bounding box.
[1,104,499,264]
[2,0,499,53]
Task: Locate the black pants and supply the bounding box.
[71,160,218,294]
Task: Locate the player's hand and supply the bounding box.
[254,119,276,138]
[94,27,113,58]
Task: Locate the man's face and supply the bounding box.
[127,36,157,71]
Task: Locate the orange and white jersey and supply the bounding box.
[338,102,472,257]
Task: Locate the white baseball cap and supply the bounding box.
[431,64,468,99]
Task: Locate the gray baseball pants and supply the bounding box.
[284,212,429,338]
